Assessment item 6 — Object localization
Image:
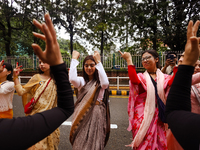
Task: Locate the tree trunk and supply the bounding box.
[100,30,104,63]
[70,32,73,55]
[69,21,74,56]
[153,0,157,51]
[5,18,11,56]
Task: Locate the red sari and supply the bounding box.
[127,65,177,150]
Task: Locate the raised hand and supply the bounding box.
[13,62,23,77]
[182,20,200,66]
[32,13,63,66]
[93,51,101,64]
[72,51,80,60]
[118,50,133,66]
[165,59,171,67]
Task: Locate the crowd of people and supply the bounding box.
[0,13,199,150]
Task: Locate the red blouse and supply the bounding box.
[128,65,177,94]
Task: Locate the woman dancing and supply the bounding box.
[69,50,110,150]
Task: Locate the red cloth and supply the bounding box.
[128,65,145,94]
[167,66,178,87]
[128,65,177,94]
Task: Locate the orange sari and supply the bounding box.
[0,109,13,119]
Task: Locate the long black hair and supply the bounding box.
[3,63,13,81]
[141,49,161,69]
[82,55,100,84]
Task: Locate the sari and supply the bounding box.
[0,109,13,119]
[15,74,60,150]
[166,129,183,150]
[70,79,110,150]
[128,69,171,150]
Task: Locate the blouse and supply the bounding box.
[0,81,15,112]
[69,59,109,101]
[128,65,177,94]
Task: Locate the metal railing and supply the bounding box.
[18,76,32,85]
[108,76,129,90]
[18,76,130,90]
[3,51,183,70]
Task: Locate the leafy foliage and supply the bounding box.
[58,37,88,56]
[0,0,200,57]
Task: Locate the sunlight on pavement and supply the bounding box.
[62,121,118,129]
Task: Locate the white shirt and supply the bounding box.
[0,81,15,112]
[162,65,177,75]
[69,59,109,101]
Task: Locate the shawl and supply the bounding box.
[21,74,41,108]
[70,79,110,146]
[16,74,57,115]
[128,69,169,147]
[16,74,59,150]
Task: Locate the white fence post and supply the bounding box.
[117,76,119,90]
[18,76,21,84]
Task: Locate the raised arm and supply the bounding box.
[12,61,35,96]
[118,50,133,66]
[93,51,109,89]
[0,13,74,149]
[69,51,85,89]
[118,51,141,85]
[14,74,39,96]
[161,59,171,74]
[165,20,200,150]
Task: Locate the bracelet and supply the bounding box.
[13,76,18,81]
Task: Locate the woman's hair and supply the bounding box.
[166,52,177,59]
[141,49,161,69]
[82,55,100,84]
[3,63,13,81]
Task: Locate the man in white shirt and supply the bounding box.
[161,52,177,75]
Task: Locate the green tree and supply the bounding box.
[52,0,81,55]
[78,0,118,62]
[57,37,88,56]
[0,0,25,56]
[160,0,200,51]
[114,0,137,52]
[116,0,200,52]
[126,0,163,51]
[0,0,48,56]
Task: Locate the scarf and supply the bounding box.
[131,69,166,147]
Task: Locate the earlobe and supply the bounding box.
[7,71,11,76]
[156,58,159,62]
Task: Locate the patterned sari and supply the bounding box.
[128,70,171,149]
[70,79,110,150]
[15,74,60,150]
